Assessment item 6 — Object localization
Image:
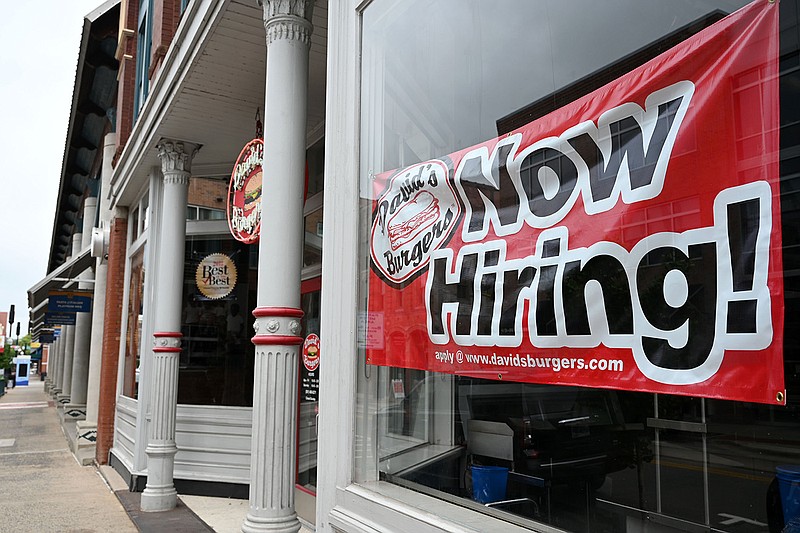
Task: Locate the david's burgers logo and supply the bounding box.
[228,138,263,244]
[370,160,461,285]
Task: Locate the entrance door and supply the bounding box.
[296,277,320,525]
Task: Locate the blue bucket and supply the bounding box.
[777,465,800,524]
[471,465,508,504]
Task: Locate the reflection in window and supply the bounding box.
[122,247,145,398]
[178,236,257,406]
[134,0,152,117]
[186,205,226,221]
[355,1,800,532]
[303,207,323,268]
[306,137,325,198]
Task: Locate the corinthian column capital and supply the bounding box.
[259,0,314,46]
[156,139,200,177]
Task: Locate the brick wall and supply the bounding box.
[95,216,129,464]
[114,0,140,166]
[188,177,228,210]
[149,0,181,79]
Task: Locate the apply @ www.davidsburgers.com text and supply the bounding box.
[435,350,624,373]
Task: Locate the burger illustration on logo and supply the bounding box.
[228,138,264,244]
[242,170,262,215]
[370,160,461,285]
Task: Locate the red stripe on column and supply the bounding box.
[252,335,304,346]
[154,332,183,338]
[252,307,304,319]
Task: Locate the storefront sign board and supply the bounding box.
[366,2,784,404]
[47,290,92,313]
[44,312,77,326]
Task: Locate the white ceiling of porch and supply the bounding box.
[116,0,328,201]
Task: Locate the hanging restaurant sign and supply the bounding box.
[366,2,784,404]
[228,138,263,244]
[196,253,238,300]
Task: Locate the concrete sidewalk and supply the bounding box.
[0,379,313,533]
[0,379,136,533]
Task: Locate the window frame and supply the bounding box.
[316,2,538,532]
[133,0,153,118]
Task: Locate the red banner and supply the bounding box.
[366,1,784,404]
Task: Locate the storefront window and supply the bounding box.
[307,137,325,198]
[122,246,145,399]
[357,1,799,531]
[303,207,323,268]
[178,235,257,406]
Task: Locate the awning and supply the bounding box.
[46,0,120,272]
[27,245,94,312]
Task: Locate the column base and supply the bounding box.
[75,420,97,466]
[140,486,178,512]
[242,512,301,533]
[62,403,87,421]
[56,393,70,406]
[142,442,179,512]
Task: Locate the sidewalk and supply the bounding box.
[0,379,313,533]
[0,379,136,533]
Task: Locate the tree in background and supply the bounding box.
[1,334,30,372]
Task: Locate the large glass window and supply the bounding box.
[178,235,257,406]
[134,0,152,117]
[122,246,145,399]
[357,1,800,532]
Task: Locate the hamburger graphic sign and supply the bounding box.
[366,2,785,405]
[228,138,263,244]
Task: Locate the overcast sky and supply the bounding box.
[0,1,104,337]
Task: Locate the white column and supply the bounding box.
[139,139,198,513]
[57,325,76,404]
[52,331,66,396]
[48,336,61,394]
[57,231,82,405]
[65,198,98,421]
[77,132,117,459]
[243,2,312,532]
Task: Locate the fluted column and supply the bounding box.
[57,325,76,404]
[242,2,312,532]
[47,335,60,394]
[65,197,98,421]
[57,231,82,406]
[51,331,65,396]
[140,139,198,512]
